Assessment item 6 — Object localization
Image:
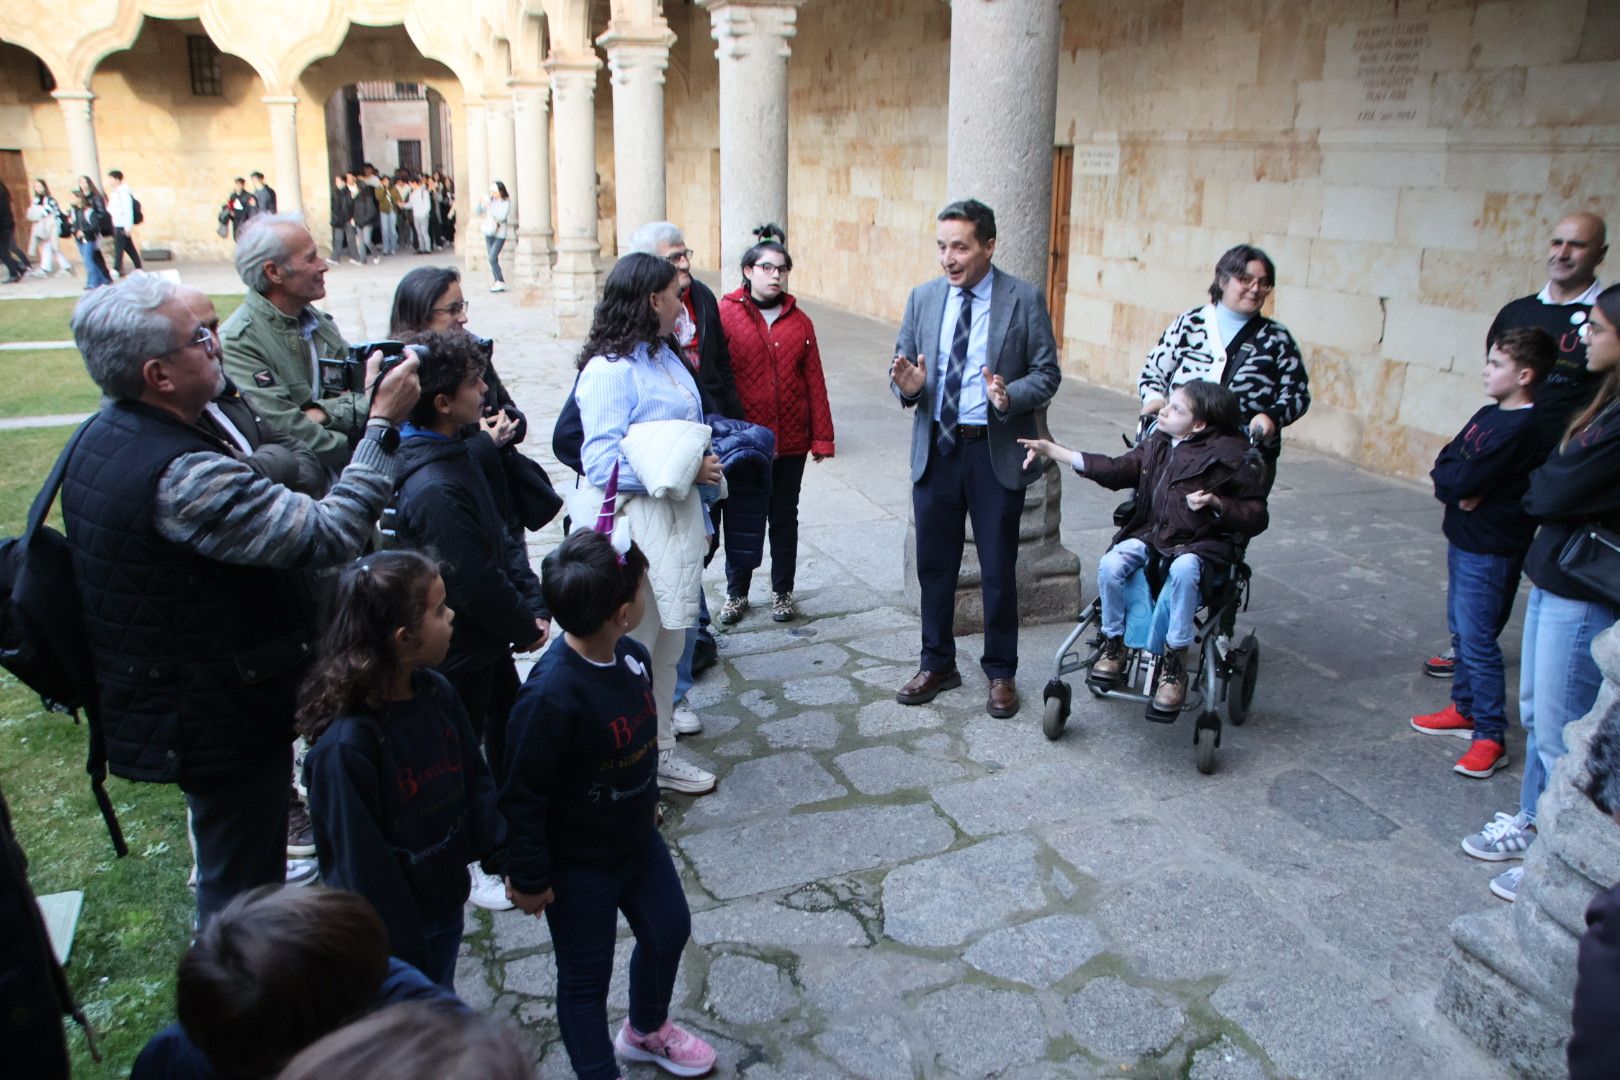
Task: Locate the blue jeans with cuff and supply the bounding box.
[1446,543,1522,744]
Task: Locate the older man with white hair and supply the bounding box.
[62,271,420,926]
[221,214,378,471]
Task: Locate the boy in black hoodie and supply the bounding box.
[1411,328,1556,778]
[386,329,547,909]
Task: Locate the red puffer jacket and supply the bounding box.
[718,287,835,459]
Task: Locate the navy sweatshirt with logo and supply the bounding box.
[1430,403,1549,557]
[304,669,507,973]
[501,638,660,895]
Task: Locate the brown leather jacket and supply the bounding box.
[1079,427,1268,562]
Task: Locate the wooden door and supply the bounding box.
[0,150,28,233]
[1046,146,1074,345]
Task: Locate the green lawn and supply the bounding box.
[0,423,193,1076]
[0,349,102,419]
[0,292,245,344]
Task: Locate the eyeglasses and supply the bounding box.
[665,249,694,266]
[1231,272,1273,292]
[431,300,470,318]
[1579,320,1610,340]
[752,262,789,276]
[163,324,220,359]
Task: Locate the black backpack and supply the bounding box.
[131,197,144,226]
[0,420,126,856]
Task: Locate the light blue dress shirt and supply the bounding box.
[933,268,996,425]
[576,341,703,493]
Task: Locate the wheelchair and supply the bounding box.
[1038,416,1267,775]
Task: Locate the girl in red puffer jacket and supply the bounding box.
[716,225,835,625]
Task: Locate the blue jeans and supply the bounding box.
[674,592,711,703]
[421,914,465,991]
[76,239,110,288]
[485,235,506,282]
[1447,544,1523,743]
[1099,539,1202,650]
[1518,586,1618,823]
[545,834,690,1080]
[379,211,397,254]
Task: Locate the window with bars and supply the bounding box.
[188,36,223,97]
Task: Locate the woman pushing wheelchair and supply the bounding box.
[1020,381,1268,715]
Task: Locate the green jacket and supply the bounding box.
[220,290,366,469]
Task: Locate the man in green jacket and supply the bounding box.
[222,215,376,471]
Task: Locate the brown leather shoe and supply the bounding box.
[987,678,1020,718]
[896,667,962,705]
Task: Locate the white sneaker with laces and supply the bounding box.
[468,864,514,910]
[285,858,319,886]
[673,701,703,736]
[1461,811,1536,862]
[658,749,716,795]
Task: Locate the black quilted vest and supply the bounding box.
[62,402,314,787]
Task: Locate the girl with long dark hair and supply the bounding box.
[26,179,72,277]
[477,181,510,291]
[296,551,507,989]
[1460,284,1620,903]
[572,252,724,796]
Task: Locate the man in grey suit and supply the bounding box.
[889,199,1062,718]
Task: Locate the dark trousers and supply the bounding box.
[447,659,519,782]
[0,228,23,280]
[545,834,690,1080]
[421,914,465,990]
[727,453,807,596]
[914,435,1023,679]
[183,749,291,926]
[112,229,141,273]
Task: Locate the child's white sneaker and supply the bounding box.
[468,864,514,910]
[672,700,702,736]
[657,749,715,795]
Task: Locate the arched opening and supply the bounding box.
[0,40,56,217]
[323,81,453,179]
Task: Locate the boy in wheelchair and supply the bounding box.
[1020,381,1268,713]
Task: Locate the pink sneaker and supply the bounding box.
[613,1019,716,1077]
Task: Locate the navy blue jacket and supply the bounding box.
[710,416,776,572]
[1430,403,1548,557]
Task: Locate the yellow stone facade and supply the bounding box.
[3,0,1616,479]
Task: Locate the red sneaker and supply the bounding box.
[1424,650,1455,678]
[1455,739,1508,778]
[1411,703,1473,739]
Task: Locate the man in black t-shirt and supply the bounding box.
[1423,210,1606,679]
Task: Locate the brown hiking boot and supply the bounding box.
[1092,635,1127,681]
[1152,647,1188,711]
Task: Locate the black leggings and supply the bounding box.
[726,453,808,595]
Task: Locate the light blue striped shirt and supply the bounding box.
[934,268,995,425]
[577,341,703,493]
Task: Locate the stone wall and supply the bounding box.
[1059,0,1620,478]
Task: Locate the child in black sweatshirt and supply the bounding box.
[502,530,716,1080]
[1411,328,1556,778]
[297,551,507,990]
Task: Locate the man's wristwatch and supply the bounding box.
[365,416,400,453]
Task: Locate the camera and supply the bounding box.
[348,340,428,391]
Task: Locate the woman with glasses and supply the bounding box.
[1137,244,1311,490]
[388,266,538,540]
[716,224,834,625]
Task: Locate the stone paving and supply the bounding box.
[5,259,1520,1078]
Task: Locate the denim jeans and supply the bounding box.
[183,750,291,927]
[379,211,397,254]
[545,834,690,1080]
[420,914,465,991]
[1518,586,1618,823]
[351,224,375,261]
[1446,544,1523,743]
[485,235,506,282]
[1098,539,1202,650]
[77,239,110,287]
[674,590,710,704]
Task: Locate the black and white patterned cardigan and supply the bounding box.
[1137,304,1311,427]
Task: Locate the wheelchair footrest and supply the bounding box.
[1143,702,1179,724]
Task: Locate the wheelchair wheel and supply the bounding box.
[1195,724,1217,774]
[1042,695,1067,740]
[1227,636,1259,727]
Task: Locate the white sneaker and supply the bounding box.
[658,749,716,795]
[286,858,319,886]
[673,701,702,736]
[468,864,514,911]
[490,281,506,293]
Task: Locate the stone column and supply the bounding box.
[261,95,304,217]
[946,0,1060,287]
[511,78,554,295]
[598,23,677,254]
[52,90,101,185]
[546,53,602,336]
[462,98,490,272]
[901,0,1076,633]
[486,93,519,223]
[1440,623,1620,1077]
[702,0,803,276]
